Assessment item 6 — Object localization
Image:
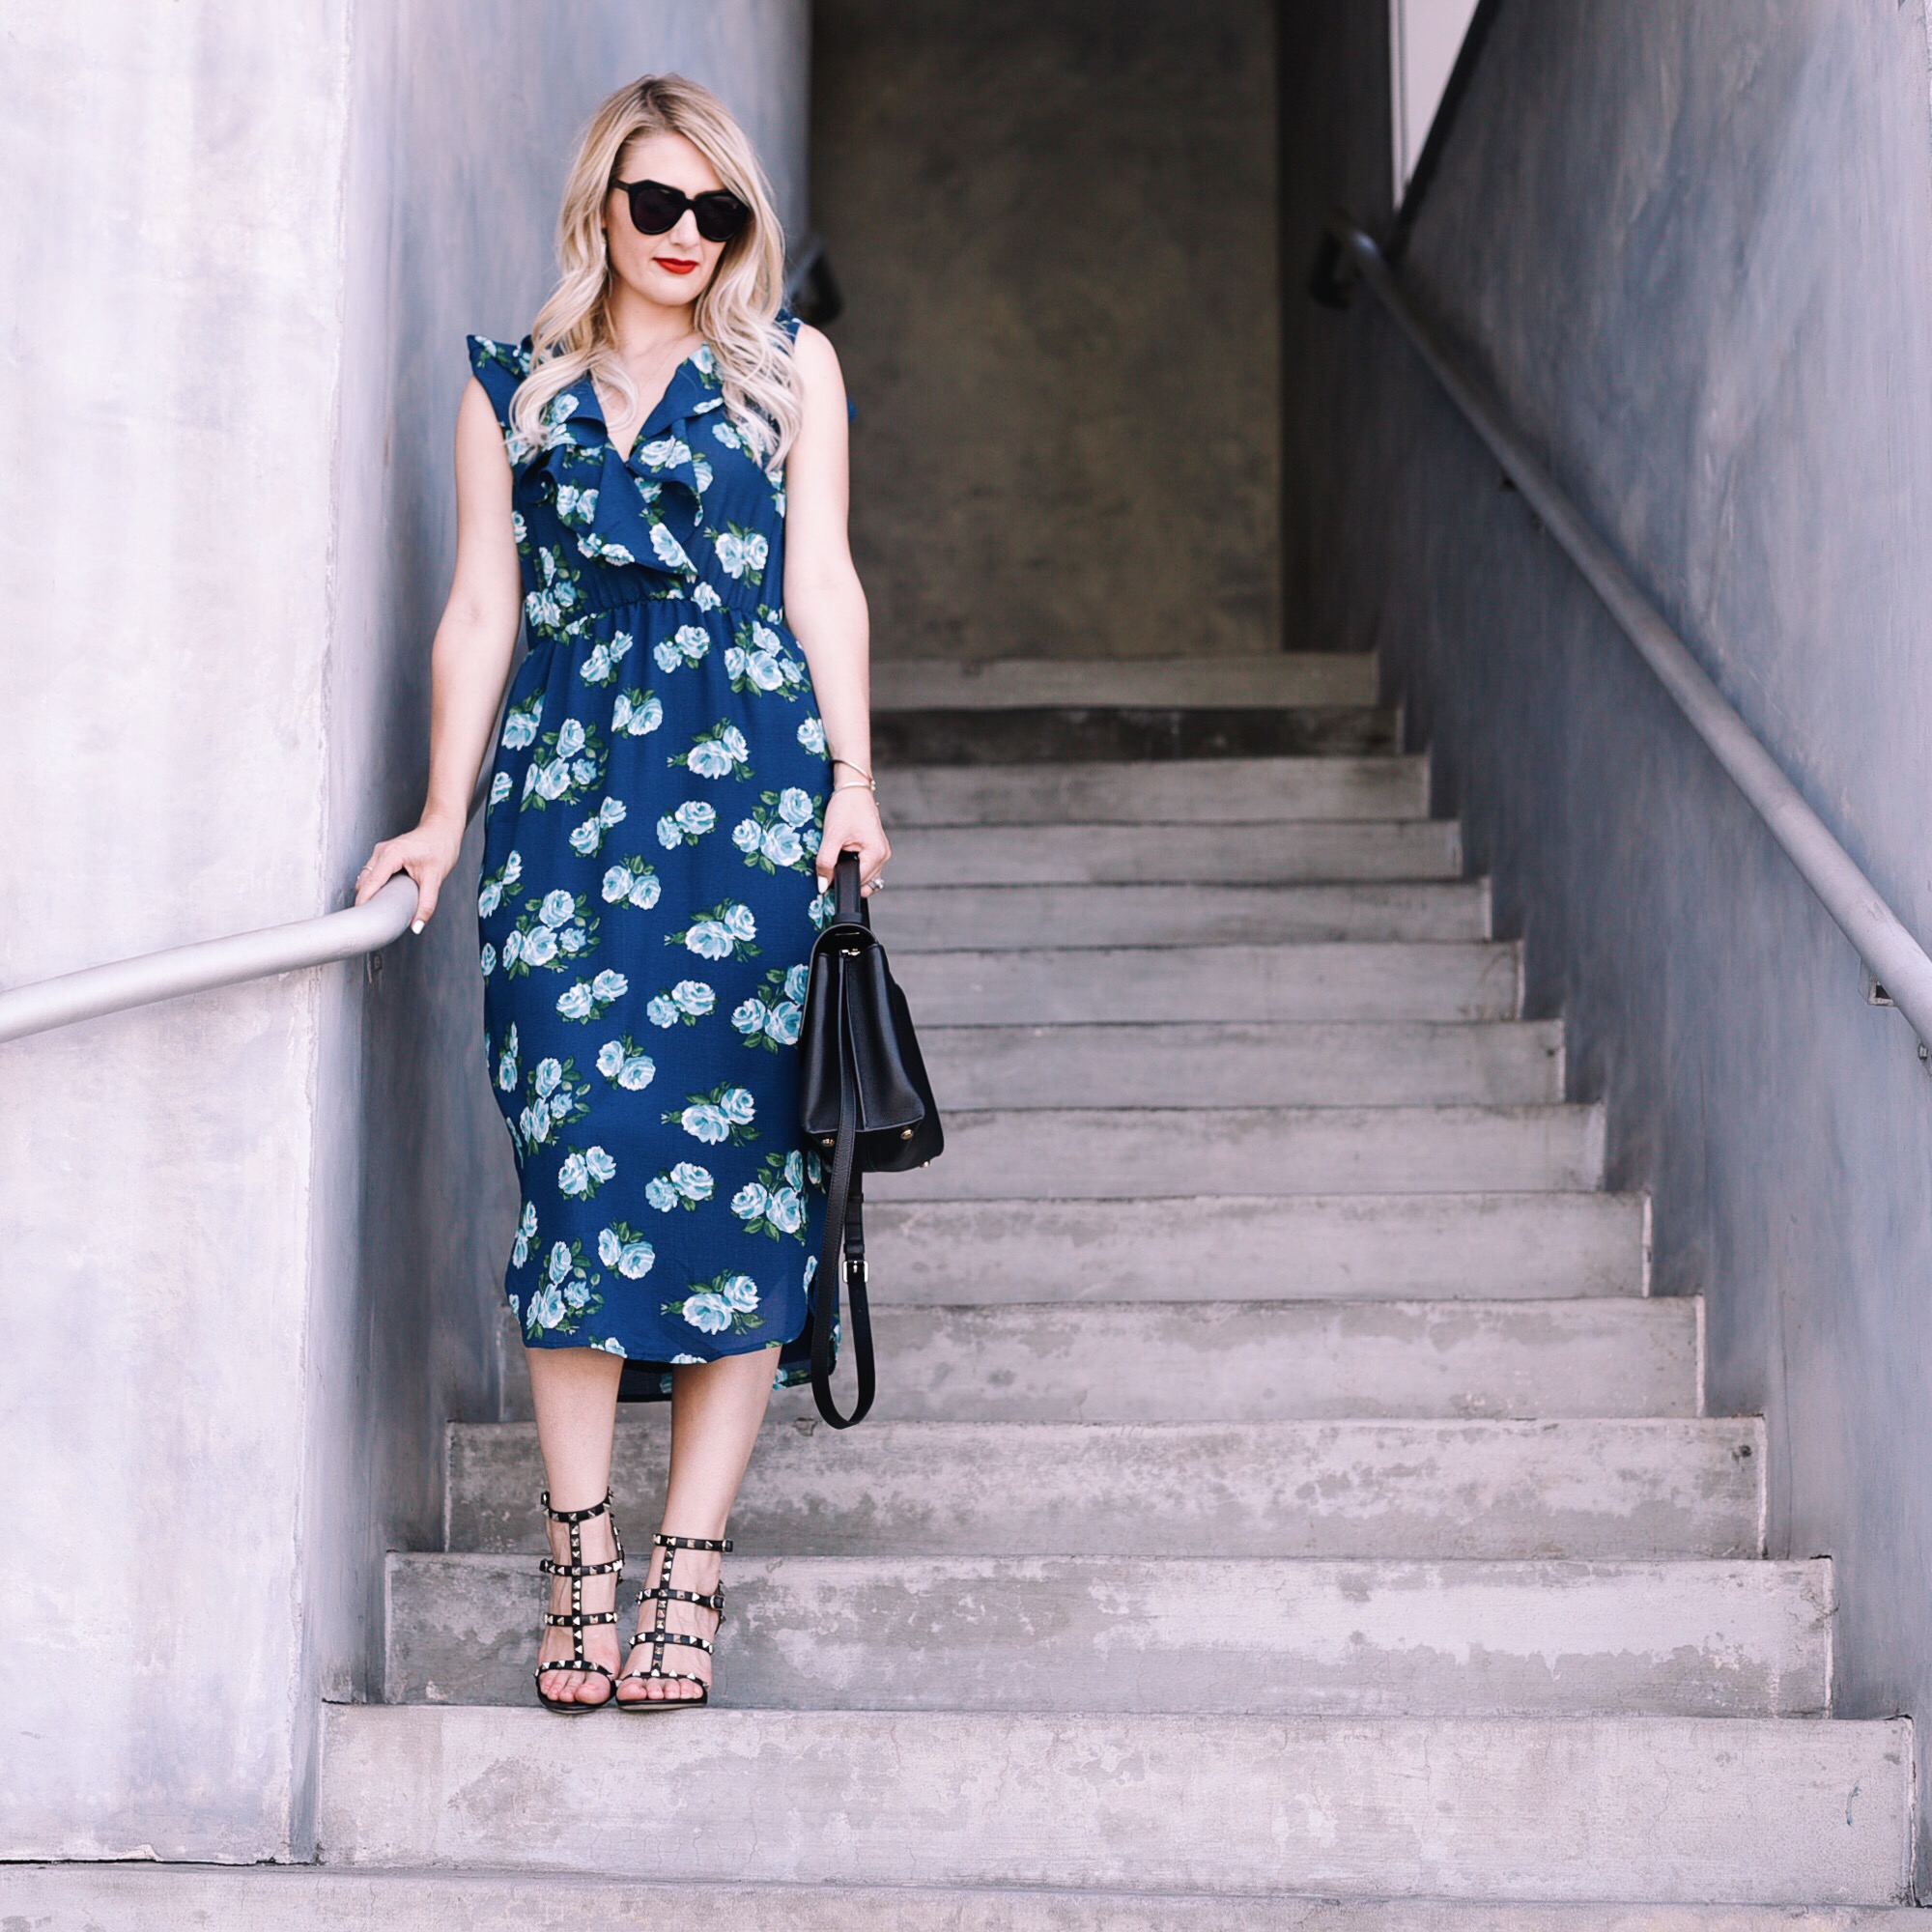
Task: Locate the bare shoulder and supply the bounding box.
[457,374,506,443]
[457,374,513,463]
[789,321,846,397]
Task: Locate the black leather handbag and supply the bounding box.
[797,851,944,1426]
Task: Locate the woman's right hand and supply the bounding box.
[355,814,468,929]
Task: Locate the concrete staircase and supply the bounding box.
[24,656,1916,1924]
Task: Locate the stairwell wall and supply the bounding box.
[1283,0,1932,1889]
[811,0,1282,663]
[0,0,807,1862]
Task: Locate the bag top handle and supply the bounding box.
[831,848,869,930]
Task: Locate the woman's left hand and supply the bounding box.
[816,786,892,897]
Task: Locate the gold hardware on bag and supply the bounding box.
[899,1126,914,1138]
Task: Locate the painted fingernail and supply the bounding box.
[411,919,425,934]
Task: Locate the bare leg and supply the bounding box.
[617,1344,780,1704]
[527,1345,625,1706]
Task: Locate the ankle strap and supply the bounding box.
[653,1530,732,1553]
[541,1489,614,1525]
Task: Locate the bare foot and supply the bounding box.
[615,1536,723,1705]
[534,1502,622,1708]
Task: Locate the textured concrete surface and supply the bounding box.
[865,1191,1650,1301]
[887,754,1430,825]
[920,1019,1564,1107]
[384,1551,1830,1717]
[891,818,1461,886]
[891,1102,1605,1200]
[875,702,1399,766]
[796,1295,1699,1421]
[316,1705,1912,1900]
[7,1869,1926,1931]
[813,0,1279,661]
[897,940,1521,1024]
[501,1296,1697,1425]
[1285,0,1932,1888]
[448,1416,1765,1561]
[879,880,1492,949]
[0,0,808,1865]
[874,658,1376,709]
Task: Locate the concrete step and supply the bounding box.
[502,1295,1698,1425]
[890,818,1461,886]
[875,701,1398,766]
[317,1705,1912,1902]
[888,1103,1605,1200]
[12,1867,1924,1932]
[878,880,1493,950]
[384,1552,1829,1719]
[446,1416,1764,1561]
[923,1020,1563,1108]
[873,653,1379,712]
[866,1192,1650,1302]
[793,1293,1698,1421]
[887,754,1429,825]
[896,941,1520,1024]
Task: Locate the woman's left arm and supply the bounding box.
[783,322,891,896]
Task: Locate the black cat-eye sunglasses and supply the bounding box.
[612,177,751,243]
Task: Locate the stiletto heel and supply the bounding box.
[533,1489,623,1715]
[615,1531,729,1711]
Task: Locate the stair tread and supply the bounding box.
[887,753,1430,825]
[921,1020,1564,1108]
[495,1295,1694,1424]
[385,1550,1830,1718]
[873,654,1379,711]
[897,939,1520,1023]
[317,1705,1912,1901]
[876,700,1399,766]
[880,880,1493,948]
[446,1415,1764,1561]
[891,818,1462,886]
[865,1191,1649,1301]
[893,1102,1605,1200]
[14,1866,1922,1931]
[498,1294,1697,1424]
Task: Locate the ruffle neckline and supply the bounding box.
[469,336,737,586]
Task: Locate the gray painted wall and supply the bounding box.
[0,0,807,1861]
[812,0,1281,662]
[1284,0,1932,1889]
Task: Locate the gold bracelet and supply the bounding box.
[831,777,876,794]
[830,756,875,786]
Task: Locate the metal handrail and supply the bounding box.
[0,874,423,1046]
[0,765,497,1046]
[1323,214,1932,1065]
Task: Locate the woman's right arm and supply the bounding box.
[355,377,525,925]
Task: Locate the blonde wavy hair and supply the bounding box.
[509,74,802,471]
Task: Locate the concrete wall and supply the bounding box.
[1284,0,1932,1889]
[812,0,1281,662]
[0,0,808,1862]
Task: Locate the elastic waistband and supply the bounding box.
[528,561,766,625]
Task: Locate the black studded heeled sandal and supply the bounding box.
[615,1531,730,1711]
[533,1489,624,1715]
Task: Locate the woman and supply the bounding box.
[355,74,888,1712]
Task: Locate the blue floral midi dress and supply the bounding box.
[467,317,830,1397]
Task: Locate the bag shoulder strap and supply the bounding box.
[810,962,875,1428]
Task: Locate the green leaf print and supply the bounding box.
[665,1268,766,1337]
[521,717,608,811]
[729,1150,810,1242]
[665,1082,758,1147]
